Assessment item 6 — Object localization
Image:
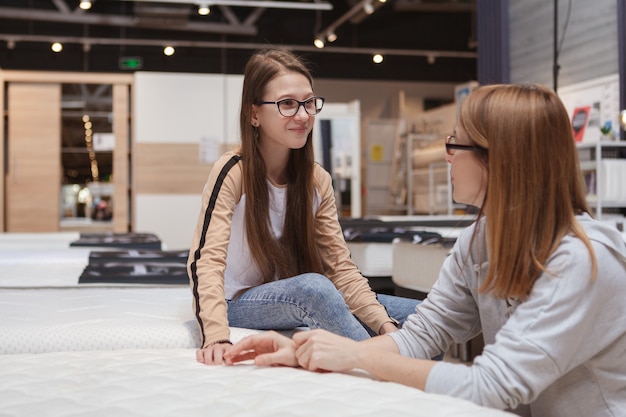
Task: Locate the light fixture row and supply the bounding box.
[29,41,440,65]
[46,41,176,56]
[46,40,389,64]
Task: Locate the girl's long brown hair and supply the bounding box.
[239,49,324,282]
[461,83,597,299]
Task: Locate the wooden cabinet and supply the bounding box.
[1,71,132,233]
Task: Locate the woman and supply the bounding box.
[225,83,626,417]
[188,49,419,365]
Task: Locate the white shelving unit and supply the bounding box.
[577,141,626,219]
[405,134,460,215]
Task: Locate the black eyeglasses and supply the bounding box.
[256,96,325,117]
[445,135,482,156]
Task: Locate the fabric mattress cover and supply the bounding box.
[0,232,81,250]
[0,348,515,417]
[0,249,92,288]
[0,286,261,354]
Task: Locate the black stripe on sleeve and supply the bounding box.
[190,155,241,346]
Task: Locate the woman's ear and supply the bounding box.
[251,106,260,127]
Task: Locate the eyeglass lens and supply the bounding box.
[278,97,323,116]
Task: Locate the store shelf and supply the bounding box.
[577,141,626,219]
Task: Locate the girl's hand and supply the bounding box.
[224,331,299,367]
[196,342,233,365]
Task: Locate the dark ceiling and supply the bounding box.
[0,0,477,82]
[1,0,477,186]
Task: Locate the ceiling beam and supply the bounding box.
[393,0,476,13]
[0,6,257,36]
[119,0,333,10]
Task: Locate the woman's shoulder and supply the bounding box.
[576,213,626,258]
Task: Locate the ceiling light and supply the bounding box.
[163,45,175,56]
[372,53,383,64]
[51,42,63,53]
[6,39,15,50]
[197,4,210,15]
[79,1,92,10]
[427,55,436,64]
[363,1,374,15]
[326,32,337,43]
[378,0,387,3]
[313,38,325,49]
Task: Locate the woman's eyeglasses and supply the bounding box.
[445,135,482,156]
[256,96,325,117]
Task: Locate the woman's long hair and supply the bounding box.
[239,49,324,282]
[461,83,596,299]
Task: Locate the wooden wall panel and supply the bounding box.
[112,84,130,233]
[6,83,61,232]
[0,71,5,231]
[133,143,212,194]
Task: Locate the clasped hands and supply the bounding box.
[223,329,361,373]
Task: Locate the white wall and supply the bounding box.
[133,72,243,250]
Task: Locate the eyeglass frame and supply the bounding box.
[255,96,325,117]
[445,135,483,156]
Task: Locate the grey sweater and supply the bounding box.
[389,214,626,417]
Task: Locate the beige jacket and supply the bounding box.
[188,151,394,347]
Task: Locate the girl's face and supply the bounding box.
[251,71,315,153]
[445,125,488,208]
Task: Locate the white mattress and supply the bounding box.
[347,242,393,277]
[0,348,515,417]
[0,249,92,288]
[392,242,451,293]
[0,248,188,288]
[0,286,261,354]
[346,226,461,279]
[0,232,80,250]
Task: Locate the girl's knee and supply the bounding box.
[291,273,342,302]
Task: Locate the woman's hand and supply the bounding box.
[224,331,299,367]
[293,329,361,373]
[196,342,233,365]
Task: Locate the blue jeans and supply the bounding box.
[227,273,420,341]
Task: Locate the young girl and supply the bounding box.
[225,83,626,417]
[188,49,419,365]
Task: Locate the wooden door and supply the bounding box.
[6,83,61,232]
